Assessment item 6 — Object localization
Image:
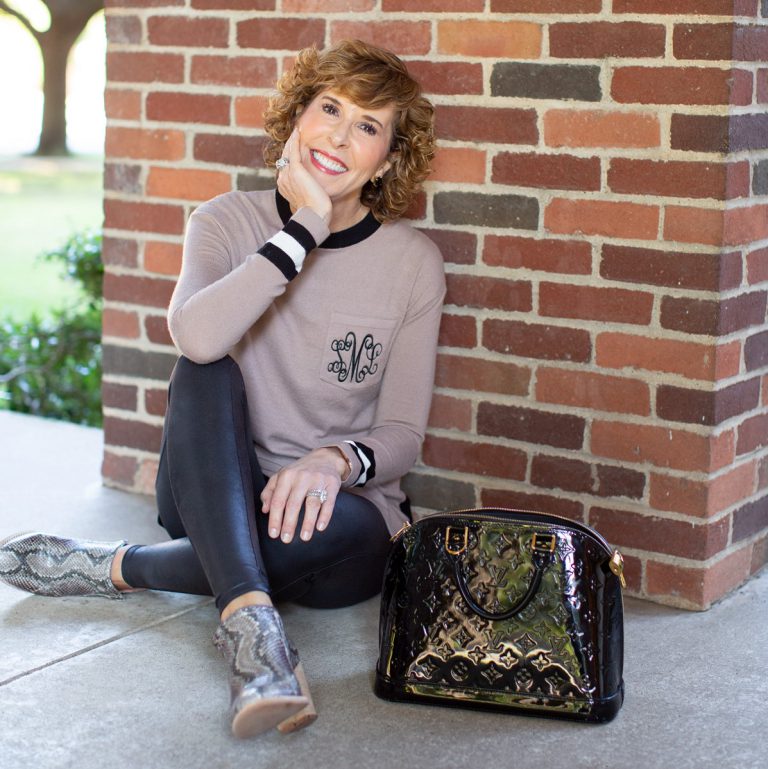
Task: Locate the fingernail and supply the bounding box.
[281,532,292,543]
[317,521,326,531]
[269,527,278,538]
[300,530,310,541]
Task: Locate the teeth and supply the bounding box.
[311,150,347,173]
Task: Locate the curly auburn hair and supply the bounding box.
[263,40,436,223]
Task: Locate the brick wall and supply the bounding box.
[101,0,768,610]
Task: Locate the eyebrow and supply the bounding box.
[324,95,386,130]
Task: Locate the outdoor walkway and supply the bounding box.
[0,410,765,769]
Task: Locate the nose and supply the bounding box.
[329,121,351,147]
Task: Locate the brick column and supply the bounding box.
[101,0,768,609]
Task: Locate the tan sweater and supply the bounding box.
[168,190,446,534]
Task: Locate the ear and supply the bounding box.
[376,157,393,178]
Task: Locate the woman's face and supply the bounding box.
[295,89,396,210]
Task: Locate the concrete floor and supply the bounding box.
[0,410,766,769]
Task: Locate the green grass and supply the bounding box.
[0,157,103,319]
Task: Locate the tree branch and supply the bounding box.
[0,1,41,40]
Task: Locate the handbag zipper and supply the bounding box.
[391,507,626,588]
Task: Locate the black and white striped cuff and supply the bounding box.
[258,219,317,280]
[344,440,376,487]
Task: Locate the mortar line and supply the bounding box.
[0,598,215,688]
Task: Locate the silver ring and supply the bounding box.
[275,157,289,169]
[306,488,327,504]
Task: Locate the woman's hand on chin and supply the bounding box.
[260,447,349,543]
[276,127,332,226]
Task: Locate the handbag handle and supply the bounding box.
[447,528,555,621]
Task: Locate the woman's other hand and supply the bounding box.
[260,447,350,543]
[276,127,332,226]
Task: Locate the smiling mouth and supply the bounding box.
[310,150,348,175]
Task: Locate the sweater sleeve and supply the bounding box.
[335,242,446,488]
[168,204,330,364]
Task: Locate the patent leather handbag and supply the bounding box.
[375,508,626,722]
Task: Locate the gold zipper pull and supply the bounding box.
[390,520,411,542]
[609,549,627,589]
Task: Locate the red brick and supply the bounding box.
[286,0,373,9]
[103,382,138,412]
[445,274,532,313]
[147,167,231,201]
[435,353,531,396]
[544,109,660,149]
[483,236,590,275]
[104,417,163,454]
[612,67,745,106]
[104,89,141,121]
[657,379,762,426]
[237,17,325,49]
[385,0,482,8]
[107,52,184,84]
[405,61,483,96]
[435,106,538,145]
[478,402,585,450]
[592,506,729,559]
[191,56,276,88]
[733,494,768,541]
[330,21,431,54]
[758,69,768,103]
[752,534,768,575]
[716,341,742,381]
[710,461,758,515]
[650,473,708,517]
[675,24,768,61]
[106,0,184,5]
[428,393,472,432]
[144,241,183,276]
[492,0,600,10]
[664,206,724,246]
[597,465,646,500]
[724,205,768,245]
[431,147,486,184]
[235,96,269,129]
[421,229,477,266]
[600,245,742,291]
[103,308,140,339]
[103,274,176,309]
[193,134,268,167]
[737,413,768,456]
[192,0,274,7]
[145,388,168,417]
[545,199,659,240]
[438,314,477,349]
[540,282,653,325]
[104,199,185,236]
[597,332,715,381]
[146,92,230,126]
[745,330,768,372]
[423,436,528,480]
[103,237,139,268]
[661,292,767,336]
[481,487,585,522]
[530,454,592,494]
[591,421,711,472]
[438,21,540,58]
[536,367,650,416]
[145,315,173,346]
[148,16,228,47]
[102,451,138,488]
[104,163,141,194]
[105,14,142,44]
[608,159,748,200]
[136,458,159,495]
[493,153,600,192]
[483,319,591,363]
[105,127,185,161]
[747,246,768,284]
[615,0,755,16]
[551,22,665,59]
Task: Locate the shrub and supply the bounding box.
[0,229,103,426]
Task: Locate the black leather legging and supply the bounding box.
[121,356,391,613]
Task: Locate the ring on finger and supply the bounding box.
[276,157,289,169]
[306,488,327,504]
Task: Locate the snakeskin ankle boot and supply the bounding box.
[0,532,126,599]
[213,605,309,738]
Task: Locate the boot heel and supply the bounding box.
[277,661,317,733]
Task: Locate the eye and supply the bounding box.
[358,122,378,136]
[322,101,339,117]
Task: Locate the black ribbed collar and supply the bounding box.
[275,190,380,249]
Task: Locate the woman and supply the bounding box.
[0,40,445,739]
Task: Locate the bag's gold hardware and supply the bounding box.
[531,533,557,553]
[445,526,468,556]
[609,549,627,589]
[390,521,411,542]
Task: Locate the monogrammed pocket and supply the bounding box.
[319,312,398,391]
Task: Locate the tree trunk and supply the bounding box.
[36,26,80,156]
